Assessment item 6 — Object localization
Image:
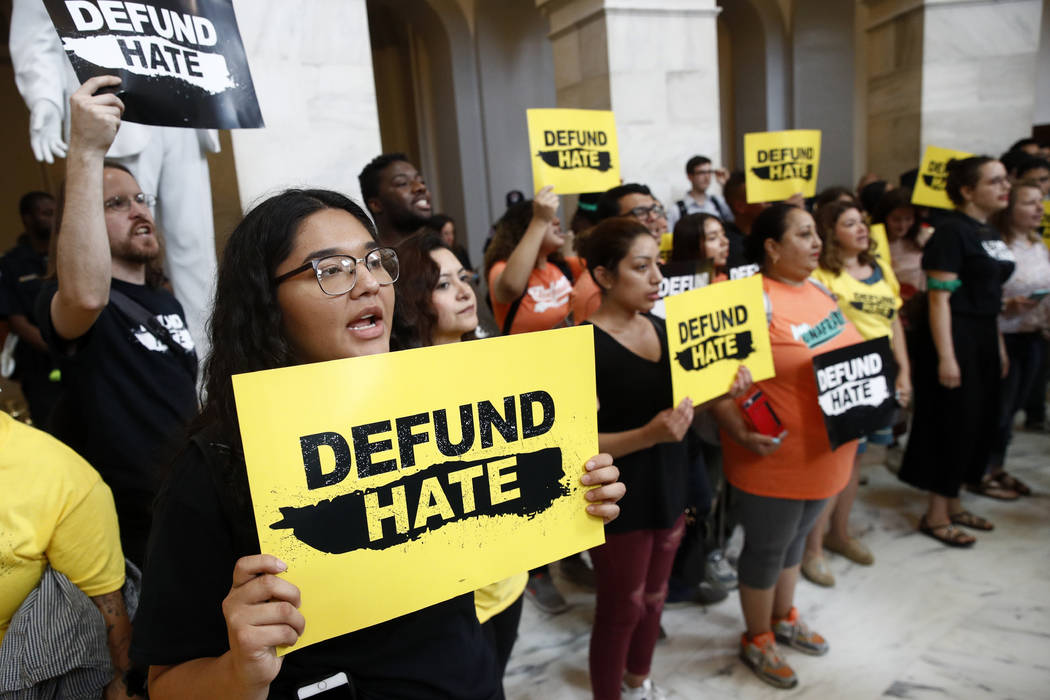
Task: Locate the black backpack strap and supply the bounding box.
[676,199,688,222]
[109,288,197,377]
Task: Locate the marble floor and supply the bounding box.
[505,428,1050,699]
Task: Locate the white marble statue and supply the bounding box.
[10,0,218,361]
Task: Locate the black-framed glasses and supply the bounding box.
[104,192,157,211]
[628,204,666,220]
[274,247,399,296]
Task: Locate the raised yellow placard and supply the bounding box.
[912,145,973,210]
[659,232,674,262]
[869,222,890,260]
[744,129,821,203]
[527,108,621,194]
[232,326,603,654]
[664,274,776,406]
[1041,201,1050,250]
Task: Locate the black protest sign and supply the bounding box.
[812,336,897,450]
[44,0,263,129]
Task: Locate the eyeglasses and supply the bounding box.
[274,247,399,296]
[691,169,713,176]
[104,193,157,211]
[628,204,666,220]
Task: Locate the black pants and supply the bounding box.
[992,332,1045,466]
[481,594,524,681]
[1022,336,1049,426]
[900,314,1001,498]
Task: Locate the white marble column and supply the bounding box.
[537,0,723,206]
[228,0,383,208]
[865,0,1044,180]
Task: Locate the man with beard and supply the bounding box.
[36,77,198,567]
[358,153,434,246]
[0,191,61,427]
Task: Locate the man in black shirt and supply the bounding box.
[0,191,60,428]
[358,153,433,246]
[37,76,198,567]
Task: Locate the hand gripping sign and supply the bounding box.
[811,336,897,450]
[911,145,973,211]
[744,129,822,203]
[43,0,263,128]
[527,108,621,194]
[664,275,776,406]
[233,326,603,654]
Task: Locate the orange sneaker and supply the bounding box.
[772,607,828,656]
[739,631,798,689]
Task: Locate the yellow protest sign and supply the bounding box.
[1041,201,1050,250]
[664,275,776,406]
[744,129,821,203]
[912,145,973,210]
[869,222,890,260]
[527,108,620,194]
[232,326,603,654]
[659,232,674,263]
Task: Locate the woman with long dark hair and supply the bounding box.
[579,217,751,699]
[898,156,1015,545]
[393,231,525,689]
[670,213,730,282]
[131,189,625,699]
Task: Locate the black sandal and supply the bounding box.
[918,516,976,548]
[949,510,994,531]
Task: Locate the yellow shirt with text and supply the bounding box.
[0,412,125,645]
[812,258,902,341]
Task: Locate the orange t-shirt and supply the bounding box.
[488,257,579,334]
[571,270,602,325]
[721,276,864,500]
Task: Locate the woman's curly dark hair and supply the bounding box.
[195,189,377,445]
[392,231,467,349]
[483,199,565,280]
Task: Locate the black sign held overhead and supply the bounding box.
[44,0,263,129]
[811,336,897,450]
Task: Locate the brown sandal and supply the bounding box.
[993,471,1032,496]
[918,516,976,548]
[967,476,1020,501]
[949,510,994,531]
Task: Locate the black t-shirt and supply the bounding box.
[36,278,198,493]
[921,211,1016,317]
[587,314,689,534]
[131,432,501,700]
[0,238,55,380]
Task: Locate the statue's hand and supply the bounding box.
[29,100,67,164]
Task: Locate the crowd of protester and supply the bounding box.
[2,75,1049,700]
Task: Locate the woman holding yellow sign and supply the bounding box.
[578,217,751,700]
[133,189,625,699]
[711,203,864,690]
[802,200,911,586]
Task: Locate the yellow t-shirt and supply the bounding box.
[0,412,125,645]
[474,572,528,624]
[812,257,902,341]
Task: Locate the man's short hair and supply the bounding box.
[1009,137,1039,153]
[596,183,653,221]
[358,153,411,203]
[685,155,712,175]
[1016,155,1050,178]
[19,191,54,217]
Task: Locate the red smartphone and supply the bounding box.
[740,388,785,439]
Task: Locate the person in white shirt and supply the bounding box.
[667,155,734,231]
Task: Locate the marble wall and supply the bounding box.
[865,0,1044,182]
[540,0,724,208]
[920,0,1043,157]
[228,0,383,209]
